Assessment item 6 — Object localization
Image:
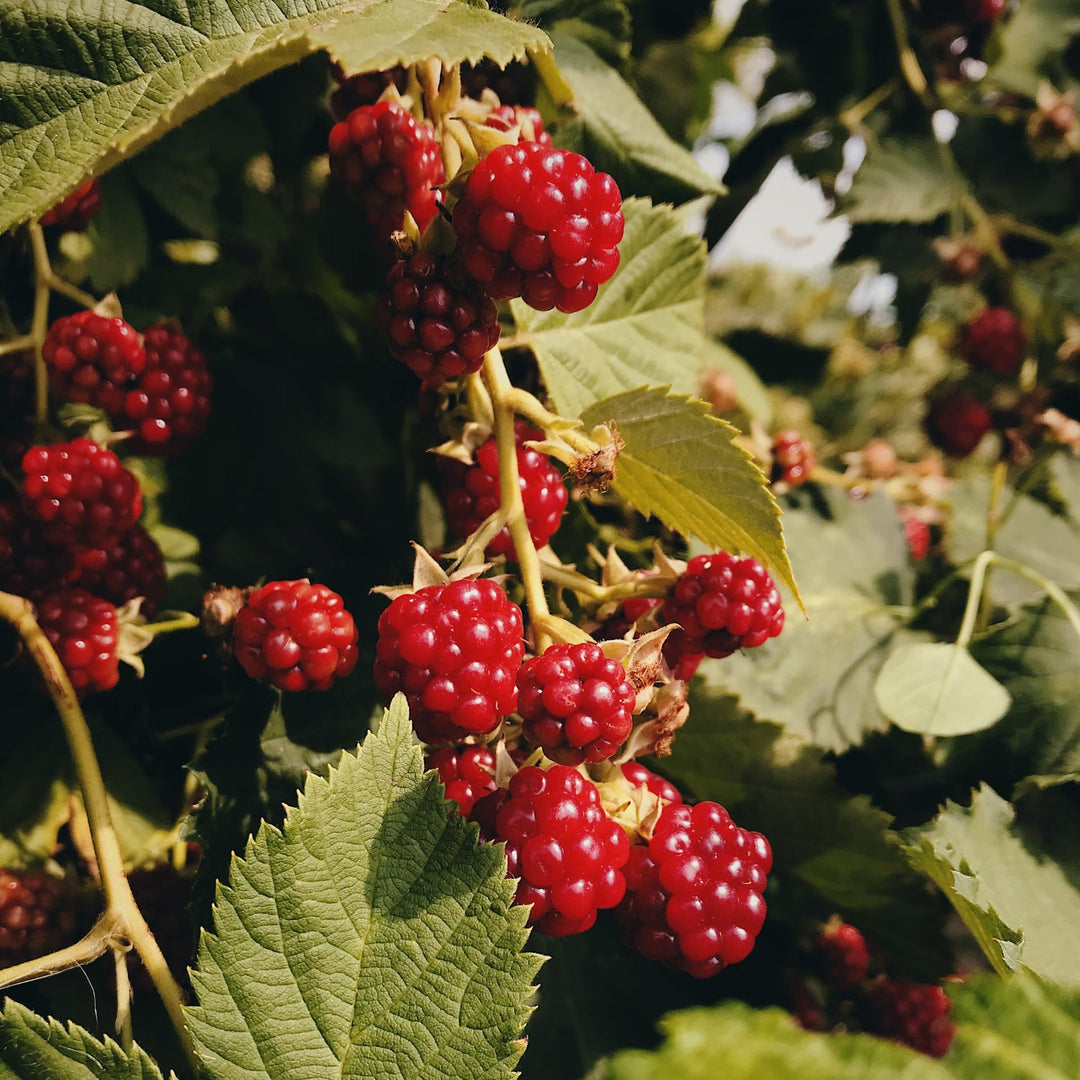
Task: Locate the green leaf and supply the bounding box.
[520,0,632,66]
[606,1000,952,1080]
[510,198,708,420]
[708,488,917,751]
[842,138,965,224]
[0,0,549,233]
[132,125,221,238]
[579,387,797,602]
[546,32,723,203]
[874,643,1012,737]
[83,171,149,293]
[903,785,1080,986]
[987,0,1080,97]
[187,695,543,1080]
[0,998,171,1080]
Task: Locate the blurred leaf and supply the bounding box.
[511,198,707,419]
[84,170,149,293]
[579,387,796,601]
[987,0,1080,97]
[132,126,220,238]
[521,0,632,66]
[903,784,1080,986]
[842,138,964,224]
[187,696,542,1080]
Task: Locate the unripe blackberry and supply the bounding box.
[818,920,870,988]
[485,105,552,146]
[770,431,816,487]
[959,307,1025,377]
[442,420,567,558]
[75,525,167,617]
[863,978,956,1058]
[35,587,120,698]
[0,499,77,599]
[40,179,102,231]
[900,509,931,562]
[596,597,704,681]
[925,391,991,458]
[452,141,624,313]
[376,252,500,386]
[0,869,81,966]
[425,745,496,817]
[622,761,683,806]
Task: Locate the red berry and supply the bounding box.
[233,579,359,692]
[452,141,624,313]
[965,0,1005,23]
[863,978,956,1058]
[328,102,445,241]
[329,65,407,120]
[479,763,630,937]
[127,864,196,991]
[39,179,102,231]
[662,552,784,660]
[517,642,635,764]
[442,420,568,558]
[21,438,142,549]
[597,597,704,681]
[485,105,553,146]
[900,509,931,562]
[959,307,1025,377]
[925,391,991,458]
[616,800,771,977]
[0,499,77,599]
[770,430,817,487]
[376,252,500,386]
[42,311,146,417]
[36,587,120,698]
[621,761,683,806]
[373,578,525,743]
[74,524,167,617]
[116,324,212,455]
[425,745,496,817]
[0,869,81,966]
[818,921,870,988]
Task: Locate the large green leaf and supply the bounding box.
[521,0,632,66]
[187,695,542,1080]
[987,0,1079,96]
[579,387,796,600]
[903,785,1080,987]
[0,999,171,1080]
[842,138,965,224]
[0,0,549,233]
[547,32,722,204]
[510,198,708,420]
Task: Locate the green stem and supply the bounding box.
[955,550,996,650]
[27,223,52,425]
[538,560,669,607]
[0,913,124,990]
[143,611,199,637]
[884,0,930,103]
[0,334,34,357]
[991,555,1080,643]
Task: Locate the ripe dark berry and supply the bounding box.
[481,763,629,937]
[662,551,784,660]
[373,578,524,743]
[442,420,568,558]
[39,179,102,231]
[925,391,991,458]
[770,430,817,487]
[0,499,77,599]
[517,642,635,764]
[0,869,81,966]
[959,307,1025,377]
[233,580,359,692]
[818,920,870,988]
[36,587,120,697]
[75,525,167,617]
[127,864,196,991]
[452,141,624,313]
[485,105,552,146]
[117,324,212,455]
[616,799,772,977]
[328,102,445,241]
[425,745,496,817]
[863,978,956,1058]
[0,349,35,467]
[376,252,500,387]
[622,761,683,806]
[42,311,146,417]
[21,438,142,549]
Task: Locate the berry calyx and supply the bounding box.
[233,579,359,692]
[373,578,525,743]
[376,252,500,387]
[328,102,445,242]
[442,420,568,557]
[35,587,120,698]
[21,438,142,549]
[770,430,817,487]
[662,551,784,660]
[117,324,213,455]
[477,763,630,937]
[863,978,956,1058]
[818,920,870,988]
[959,307,1025,377]
[425,745,497,817]
[517,642,635,764]
[616,799,772,977]
[0,869,81,966]
[42,311,146,417]
[452,141,624,313]
[621,761,683,806]
[75,525,167,617]
[924,391,991,458]
[39,179,102,231]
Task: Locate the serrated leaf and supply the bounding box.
[0,0,549,233]
[579,387,797,601]
[903,785,1080,987]
[186,695,543,1080]
[987,0,1080,96]
[709,489,918,751]
[842,138,965,224]
[0,998,171,1080]
[874,643,1012,737]
[606,1000,953,1080]
[510,198,707,419]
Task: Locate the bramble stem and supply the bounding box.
[539,560,668,606]
[28,223,52,425]
[0,590,199,1075]
[991,556,1080,644]
[884,0,929,103]
[0,912,123,990]
[0,334,34,357]
[144,611,200,637]
[955,550,995,650]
